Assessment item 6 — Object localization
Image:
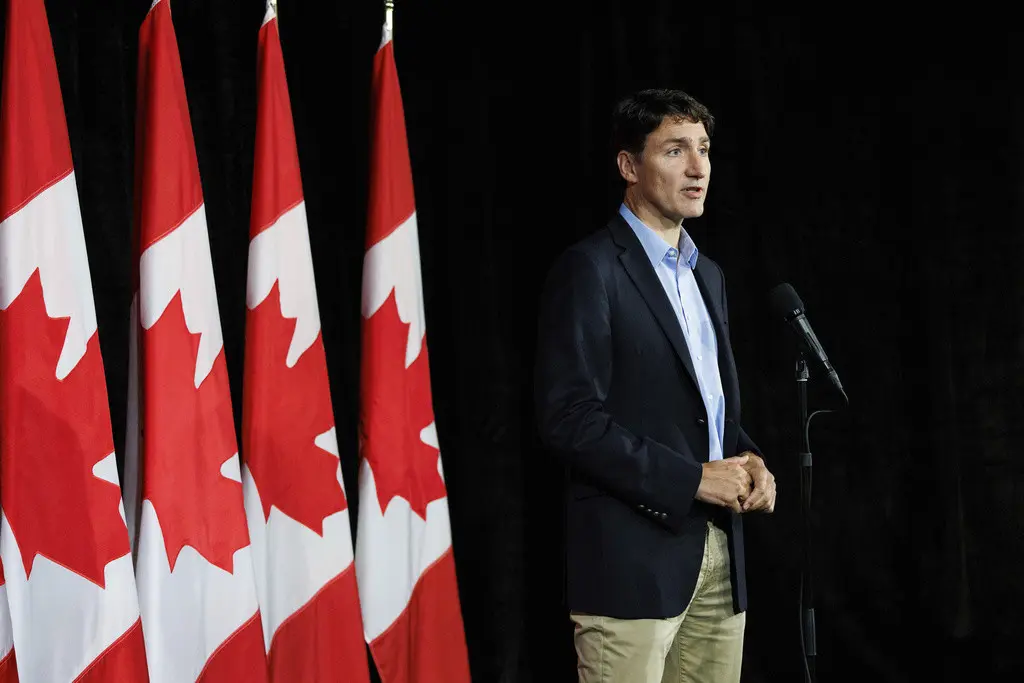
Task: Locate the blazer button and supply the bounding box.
[696,417,706,425]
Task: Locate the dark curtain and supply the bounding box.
[3,0,1022,680]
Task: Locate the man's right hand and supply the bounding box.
[694,455,754,513]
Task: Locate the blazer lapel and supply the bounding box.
[610,217,700,394]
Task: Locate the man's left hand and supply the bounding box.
[739,452,776,513]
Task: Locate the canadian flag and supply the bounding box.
[0,0,149,680]
[240,3,370,681]
[356,17,472,683]
[122,1,269,681]
[0,561,12,681]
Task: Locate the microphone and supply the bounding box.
[768,283,848,404]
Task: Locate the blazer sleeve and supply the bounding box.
[534,248,703,531]
[715,259,764,460]
[737,425,763,459]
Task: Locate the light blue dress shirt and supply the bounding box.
[619,203,725,462]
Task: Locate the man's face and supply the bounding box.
[630,116,710,222]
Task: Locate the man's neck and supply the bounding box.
[623,193,681,248]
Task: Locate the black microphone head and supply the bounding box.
[768,282,804,321]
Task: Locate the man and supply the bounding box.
[534,88,776,683]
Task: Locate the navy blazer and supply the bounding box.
[534,213,760,618]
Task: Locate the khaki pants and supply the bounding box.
[571,522,745,683]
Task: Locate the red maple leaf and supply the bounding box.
[360,290,447,520]
[242,281,346,534]
[142,291,249,573]
[0,270,129,587]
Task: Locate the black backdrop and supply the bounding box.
[4,0,1024,681]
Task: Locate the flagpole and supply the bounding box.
[385,0,394,34]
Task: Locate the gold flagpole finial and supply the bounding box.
[385,0,394,34]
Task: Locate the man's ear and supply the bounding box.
[616,150,639,184]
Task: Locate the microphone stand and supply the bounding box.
[796,356,816,683]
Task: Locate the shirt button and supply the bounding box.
[697,355,702,361]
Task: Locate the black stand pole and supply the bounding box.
[797,356,816,683]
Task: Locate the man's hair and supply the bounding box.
[611,88,715,161]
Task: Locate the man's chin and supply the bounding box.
[681,203,705,219]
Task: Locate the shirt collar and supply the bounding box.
[619,203,699,270]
